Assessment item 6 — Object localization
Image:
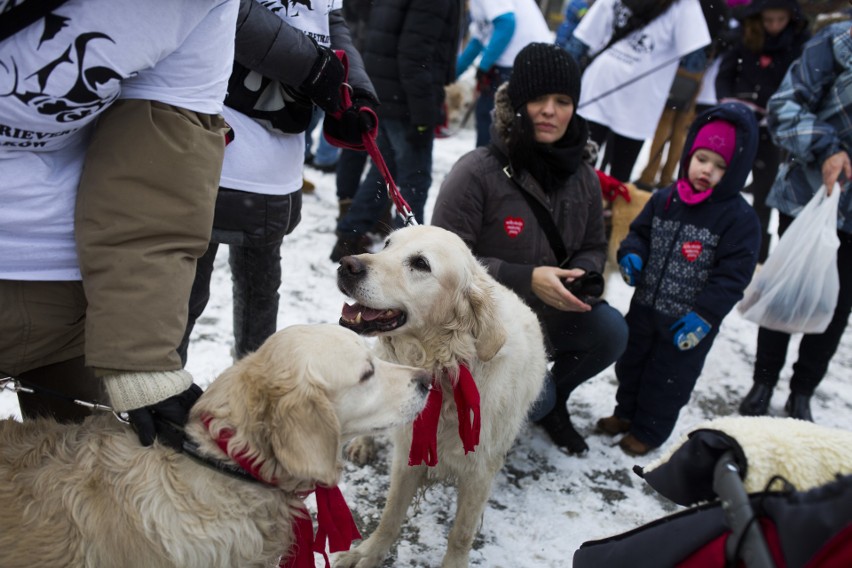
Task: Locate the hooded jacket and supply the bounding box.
[431,85,605,311]
[617,102,761,326]
[715,0,809,113]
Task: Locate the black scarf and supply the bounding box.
[505,111,589,193]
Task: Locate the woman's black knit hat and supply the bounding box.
[507,42,582,111]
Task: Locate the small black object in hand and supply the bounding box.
[564,271,605,299]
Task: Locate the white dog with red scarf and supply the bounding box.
[334,225,548,568]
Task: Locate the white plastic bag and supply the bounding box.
[738,184,841,334]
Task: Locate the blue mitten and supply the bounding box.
[618,253,643,286]
[670,312,712,351]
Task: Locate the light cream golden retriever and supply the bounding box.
[0,324,431,568]
[334,225,548,568]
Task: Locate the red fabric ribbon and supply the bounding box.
[408,365,480,467]
[596,169,632,203]
[201,415,360,568]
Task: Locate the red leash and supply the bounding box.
[324,50,417,227]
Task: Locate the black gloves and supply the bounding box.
[323,88,379,149]
[126,384,203,450]
[300,43,346,114]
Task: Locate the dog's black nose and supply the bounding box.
[338,255,366,279]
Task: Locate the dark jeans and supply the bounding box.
[528,301,628,421]
[475,65,512,148]
[179,240,282,365]
[179,190,301,365]
[336,148,369,201]
[336,117,433,235]
[587,121,646,183]
[747,126,782,263]
[614,303,718,447]
[753,214,852,395]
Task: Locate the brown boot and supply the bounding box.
[618,433,654,456]
[597,415,631,436]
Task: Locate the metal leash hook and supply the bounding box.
[0,376,34,394]
[361,131,418,227]
[1,375,129,424]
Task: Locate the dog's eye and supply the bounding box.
[408,255,430,272]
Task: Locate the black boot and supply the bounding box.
[739,383,773,416]
[785,392,813,422]
[536,402,589,455]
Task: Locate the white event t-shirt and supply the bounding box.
[468,0,551,69]
[574,0,710,140]
[218,0,343,196]
[0,0,237,281]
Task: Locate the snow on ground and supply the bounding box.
[2,124,851,568]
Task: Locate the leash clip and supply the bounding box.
[0,377,34,394]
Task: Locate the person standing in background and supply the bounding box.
[739,20,852,422]
[179,0,377,365]
[715,0,809,264]
[456,0,550,148]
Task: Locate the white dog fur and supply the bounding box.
[0,324,431,568]
[334,225,548,568]
[644,416,852,493]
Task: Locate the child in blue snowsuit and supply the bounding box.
[599,102,760,456]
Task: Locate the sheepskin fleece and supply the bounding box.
[644,416,852,493]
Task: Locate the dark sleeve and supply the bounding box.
[714,45,740,102]
[234,0,317,86]
[568,167,608,274]
[329,8,378,100]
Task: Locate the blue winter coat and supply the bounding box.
[617,102,761,326]
[766,22,852,235]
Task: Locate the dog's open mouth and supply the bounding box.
[339,302,407,334]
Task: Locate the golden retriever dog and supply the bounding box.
[0,324,431,568]
[333,225,548,568]
[606,182,653,271]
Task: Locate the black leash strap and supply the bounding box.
[487,144,570,267]
[0,0,71,42]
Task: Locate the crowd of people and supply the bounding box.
[1,0,850,466]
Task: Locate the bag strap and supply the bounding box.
[0,0,71,43]
[487,144,570,267]
[582,1,670,71]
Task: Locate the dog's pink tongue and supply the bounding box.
[342,302,387,321]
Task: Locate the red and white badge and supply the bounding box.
[504,216,524,238]
[681,241,703,262]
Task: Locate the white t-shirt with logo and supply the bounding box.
[468,0,551,69]
[575,0,710,140]
[218,0,342,196]
[0,0,238,281]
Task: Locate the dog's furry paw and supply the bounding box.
[344,435,378,465]
[334,547,384,568]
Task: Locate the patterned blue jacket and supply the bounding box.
[618,102,761,326]
[766,22,852,234]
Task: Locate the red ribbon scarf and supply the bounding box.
[201,415,360,568]
[408,364,481,467]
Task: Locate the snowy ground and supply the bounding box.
[2,124,851,568]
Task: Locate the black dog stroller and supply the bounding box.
[573,417,852,567]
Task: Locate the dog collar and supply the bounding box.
[200,414,361,568]
[408,364,481,467]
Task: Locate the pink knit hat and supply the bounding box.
[690,120,737,166]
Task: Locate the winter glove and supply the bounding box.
[103,369,202,449]
[323,88,379,148]
[618,253,643,287]
[300,43,346,114]
[670,312,712,351]
[475,67,495,92]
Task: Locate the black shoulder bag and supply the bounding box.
[486,144,605,299]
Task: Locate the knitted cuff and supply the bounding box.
[103,369,193,412]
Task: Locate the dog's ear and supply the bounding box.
[467,271,506,362]
[268,380,341,487]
